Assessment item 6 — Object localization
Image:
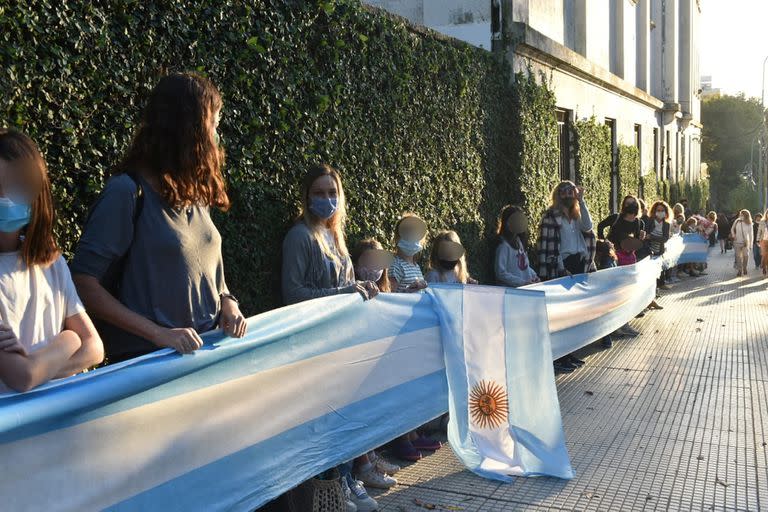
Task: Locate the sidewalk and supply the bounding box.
[373,251,768,511]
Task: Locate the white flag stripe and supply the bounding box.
[462,287,523,475]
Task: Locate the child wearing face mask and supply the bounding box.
[352,239,392,292]
[347,239,404,489]
[0,129,103,392]
[389,213,428,293]
[494,205,539,287]
[387,216,444,461]
[425,231,478,284]
[602,194,645,266]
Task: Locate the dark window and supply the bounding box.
[605,118,617,211]
[491,0,501,36]
[556,109,572,181]
[653,128,659,177]
[634,124,642,196]
[665,130,672,180]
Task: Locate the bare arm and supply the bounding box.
[53,312,105,378]
[72,274,203,354]
[0,331,81,392]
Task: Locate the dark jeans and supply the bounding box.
[754,244,762,267]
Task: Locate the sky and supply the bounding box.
[699,0,768,101]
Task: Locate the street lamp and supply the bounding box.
[762,55,768,107]
[761,56,768,210]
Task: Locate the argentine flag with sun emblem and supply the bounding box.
[428,284,574,481]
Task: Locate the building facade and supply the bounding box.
[364,0,703,207]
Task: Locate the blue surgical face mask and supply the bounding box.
[398,239,423,257]
[0,197,31,233]
[309,197,338,220]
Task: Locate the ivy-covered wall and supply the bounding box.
[617,145,640,200]
[507,72,560,246]
[0,0,562,313]
[659,180,671,203]
[573,117,612,223]
[640,171,658,202]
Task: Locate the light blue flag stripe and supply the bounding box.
[676,233,710,264]
[108,371,449,512]
[0,235,708,511]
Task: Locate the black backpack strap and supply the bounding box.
[83,172,144,229]
[124,172,145,226]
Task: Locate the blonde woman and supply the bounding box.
[537,181,595,372]
[281,164,379,305]
[707,211,718,248]
[425,230,478,284]
[730,209,753,277]
[537,180,596,280]
[281,164,382,511]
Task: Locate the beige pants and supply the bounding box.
[760,240,768,271]
[734,243,749,274]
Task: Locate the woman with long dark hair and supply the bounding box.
[72,72,246,363]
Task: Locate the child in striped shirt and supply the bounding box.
[388,213,428,293]
[387,214,441,461]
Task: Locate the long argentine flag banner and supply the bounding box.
[0,235,707,511]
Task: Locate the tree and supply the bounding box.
[701,94,764,212]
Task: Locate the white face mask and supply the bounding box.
[398,239,423,257]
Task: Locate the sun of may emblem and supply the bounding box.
[469,380,509,429]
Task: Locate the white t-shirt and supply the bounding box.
[0,253,84,353]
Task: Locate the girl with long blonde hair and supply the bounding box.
[425,230,477,284]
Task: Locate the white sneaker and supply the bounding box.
[345,475,378,512]
[358,467,397,489]
[340,477,358,512]
[369,452,401,475]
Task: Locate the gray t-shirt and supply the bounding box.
[71,174,228,356]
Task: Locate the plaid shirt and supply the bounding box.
[537,207,597,280]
